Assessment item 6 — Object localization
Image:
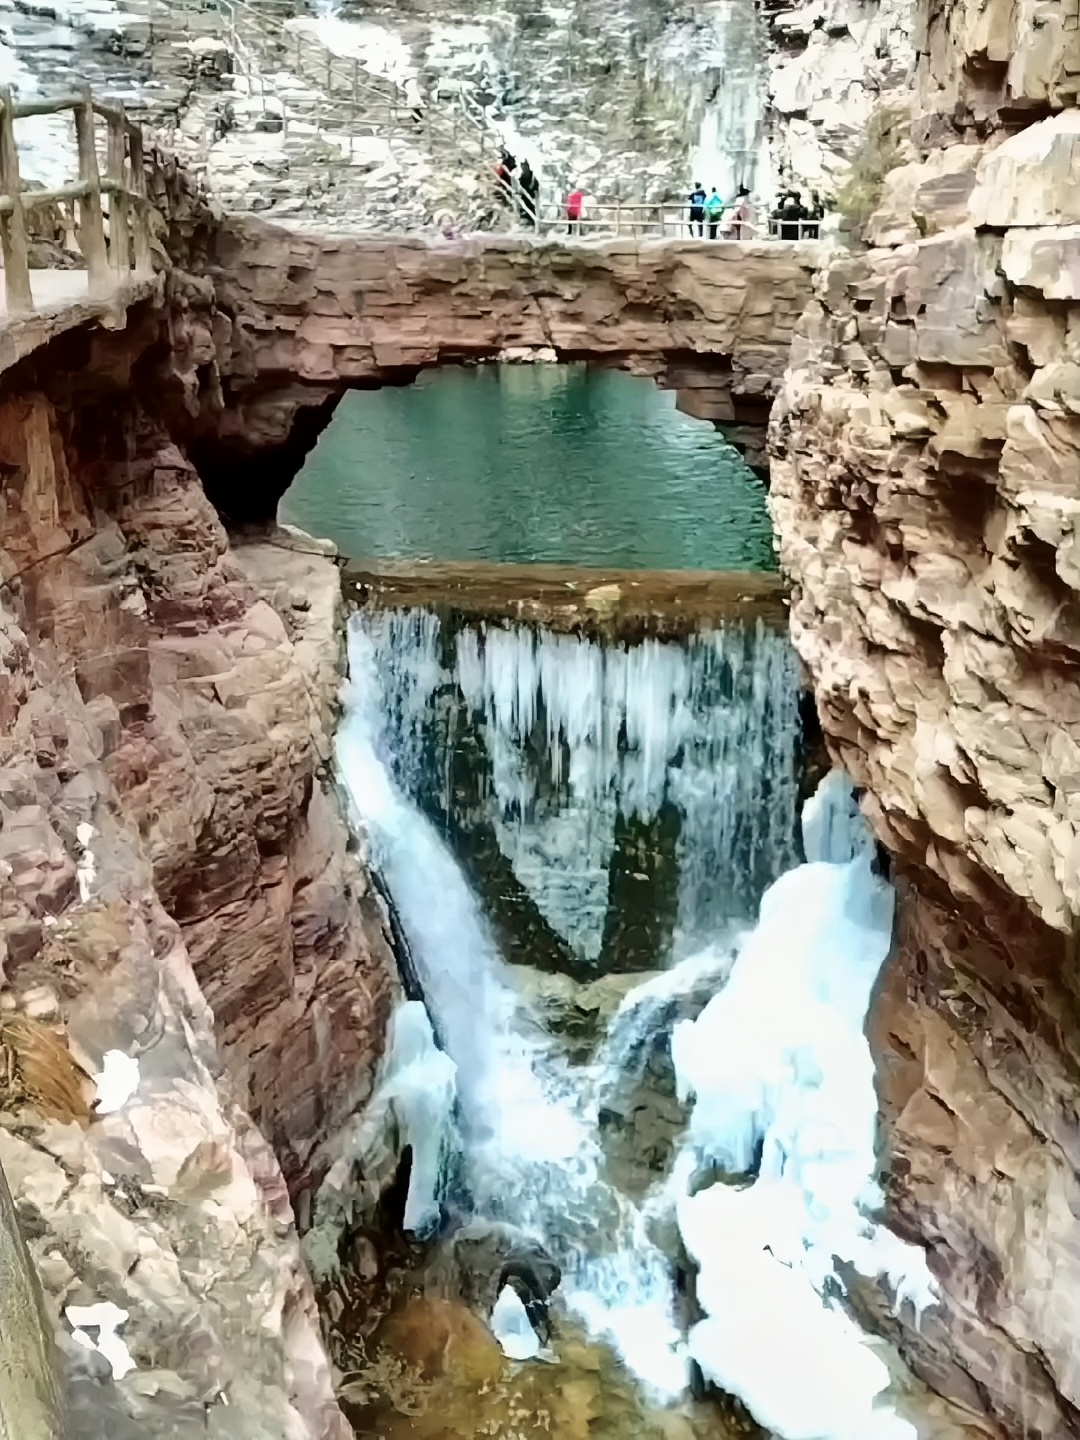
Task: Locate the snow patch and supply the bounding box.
[93,1050,140,1114]
[671,770,938,1439]
[75,823,96,904]
[491,1284,540,1361]
[66,1300,137,1379]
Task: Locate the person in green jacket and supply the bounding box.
[704,187,725,238]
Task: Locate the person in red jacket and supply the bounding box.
[566,186,584,235]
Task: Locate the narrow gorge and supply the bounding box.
[0,0,1077,1438]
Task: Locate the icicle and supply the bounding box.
[354,607,801,963]
[338,611,687,1397]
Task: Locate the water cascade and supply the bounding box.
[338,611,697,1395]
[335,604,936,1435]
[350,605,800,966]
[687,0,775,202]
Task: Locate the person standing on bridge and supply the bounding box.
[780,191,809,240]
[519,160,540,227]
[566,185,584,235]
[687,181,706,236]
[727,185,753,239]
[804,190,824,239]
[704,187,725,239]
[494,151,517,210]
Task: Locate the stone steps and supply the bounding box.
[132,0,510,225]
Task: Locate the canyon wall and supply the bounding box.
[0,276,394,1432]
[769,1,1080,1434]
[761,0,915,197]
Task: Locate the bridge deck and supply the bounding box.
[0,270,160,374]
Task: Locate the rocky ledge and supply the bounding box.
[194,224,822,511]
[0,299,394,1433]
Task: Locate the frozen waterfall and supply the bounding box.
[336,603,936,1435]
[352,606,800,965]
[671,768,939,1439]
[686,0,776,203]
[338,613,690,1395]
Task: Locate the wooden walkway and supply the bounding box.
[0,86,160,373]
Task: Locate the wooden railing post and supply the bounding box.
[127,125,153,280]
[0,87,33,315]
[74,88,110,298]
[105,103,131,281]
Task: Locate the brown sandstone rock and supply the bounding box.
[0,279,394,1432]
[768,4,1080,1424]
[194,226,822,512]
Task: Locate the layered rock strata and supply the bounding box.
[769,7,1080,1432]
[0,295,393,1433]
[197,223,821,511]
[761,0,915,195]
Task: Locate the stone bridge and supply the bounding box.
[0,84,821,523]
[192,220,822,517]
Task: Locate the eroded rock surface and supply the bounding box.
[769,9,1080,1432]
[762,0,916,193]
[198,225,822,506]
[0,302,394,1432]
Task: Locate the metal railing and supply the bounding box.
[0,85,156,317]
[767,218,824,241]
[479,187,825,242]
[214,0,499,163]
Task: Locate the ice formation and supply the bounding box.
[92,1050,140,1114]
[66,1301,137,1379]
[379,1001,459,1237]
[338,606,933,1428]
[671,771,938,1439]
[353,606,800,959]
[491,1284,541,1361]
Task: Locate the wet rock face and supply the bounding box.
[867,872,1080,1438]
[195,222,822,515]
[0,304,394,1432]
[767,1,1080,1430]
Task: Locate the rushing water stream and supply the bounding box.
[286,365,950,1440]
[333,609,939,1440]
[338,607,803,1395]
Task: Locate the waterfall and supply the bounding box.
[338,614,689,1396]
[336,603,934,1434]
[686,0,776,201]
[355,607,800,967]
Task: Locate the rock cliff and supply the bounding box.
[769,2,1080,1433]
[761,0,915,196]
[0,286,394,1433]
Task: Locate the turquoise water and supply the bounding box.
[280,365,775,571]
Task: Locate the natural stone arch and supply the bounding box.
[193,221,820,525]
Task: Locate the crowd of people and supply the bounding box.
[686,183,755,238]
[482,152,828,239]
[685,183,826,239]
[769,189,826,239]
[494,150,540,226]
